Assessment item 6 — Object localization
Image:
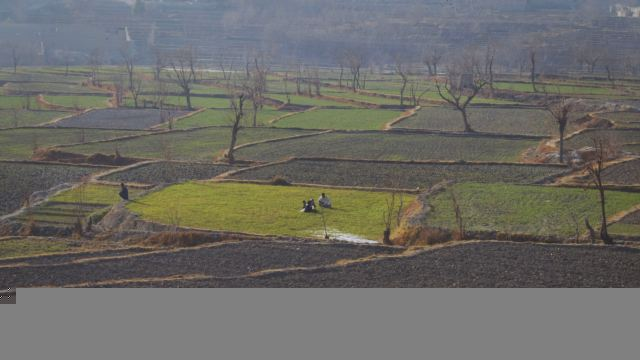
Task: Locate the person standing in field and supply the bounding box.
[119,183,129,201]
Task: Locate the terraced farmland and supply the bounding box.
[170,108,289,129]
[0,96,43,110]
[600,159,640,185]
[15,184,145,228]
[423,183,640,237]
[394,106,581,136]
[273,108,403,130]
[0,110,69,128]
[267,94,356,108]
[623,144,640,154]
[494,81,614,95]
[43,95,112,109]
[62,127,318,161]
[230,159,568,189]
[600,111,640,128]
[51,109,190,130]
[100,161,237,185]
[235,131,539,162]
[610,210,640,237]
[0,161,104,216]
[4,82,107,95]
[565,129,640,150]
[125,95,232,109]
[128,182,409,241]
[0,128,146,160]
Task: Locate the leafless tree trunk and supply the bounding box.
[424,47,444,76]
[585,137,616,245]
[435,58,488,132]
[114,76,125,108]
[544,96,574,163]
[227,91,246,164]
[120,44,136,91]
[130,77,143,109]
[485,45,496,97]
[345,50,364,92]
[169,47,197,110]
[10,44,20,74]
[529,48,537,92]
[88,48,103,86]
[296,65,303,95]
[395,57,409,106]
[451,190,465,241]
[383,191,404,245]
[152,48,166,81]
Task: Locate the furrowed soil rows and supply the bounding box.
[51,109,191,130]
[100,161,238,185]
[423,183,640,237]
[0,161,103,216]
[565,129,640,149]
[0,128,147,160]
[62,127,318,161]
[0,241,403,288]
[235,131,540,162]
[229,159,568,189]
[394,106,583,136]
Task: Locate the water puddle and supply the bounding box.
[309,229,378,244]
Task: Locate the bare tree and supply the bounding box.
[152,47,166,81]
[408,80,429,106]
[168,47,197,110]
[576,45,601,74]
[88,48,103,86]
[435,57,488,132]
[424,47,444,76]
[524,38,543,92]
[529,46,538,92]
[484,44,496,97]
[450,190,465,241]
[337,55,346,88]
[395,56,409,106]
[383,190,404,245]
[295,64,303,95]
[544,96,575,163]
[345,50,364,92]
[9,43,21,74]
[312,68,321,96]
[130,77,143,109]
[585,137,617,245]
[244,56,268,127]
[113,76,125,108]
[120,43,136,91]
[226,90,246,164]
[153,80,168,110]
[219,55,234,84]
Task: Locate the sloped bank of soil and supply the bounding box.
[32,148,142,166]
[119,242,640,288]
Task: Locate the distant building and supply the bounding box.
[611,4,640,17]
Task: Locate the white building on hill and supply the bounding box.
[611,4,640,17]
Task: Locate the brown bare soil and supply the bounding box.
[32,148,141,166]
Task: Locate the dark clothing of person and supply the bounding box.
[119,184,129,201]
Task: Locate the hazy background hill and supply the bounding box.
[1,0,640,73]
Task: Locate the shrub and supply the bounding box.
[270,176,291,186]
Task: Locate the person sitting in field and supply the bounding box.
[119,183,129,201]
[318,193,332,208]
[301,200,315,213]
[308,198,316,211]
